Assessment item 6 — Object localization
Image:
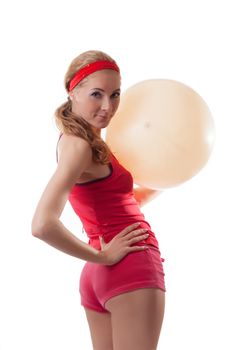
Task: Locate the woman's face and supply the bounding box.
[69,69,121,132]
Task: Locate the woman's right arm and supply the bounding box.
[31,135,103,263]
[31,134,149,265]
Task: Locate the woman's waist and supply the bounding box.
[88,228,159,250]
[83,218,152,236]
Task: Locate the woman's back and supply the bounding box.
[56,133,160,251]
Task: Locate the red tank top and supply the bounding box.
[56,133,159,251]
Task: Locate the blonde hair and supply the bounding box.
[54,50,120,164]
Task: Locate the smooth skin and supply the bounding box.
[85,289,165,350]
[31,69,165,349]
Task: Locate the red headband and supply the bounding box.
[68,60,120,92]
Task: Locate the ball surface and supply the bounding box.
[106,79,215,189]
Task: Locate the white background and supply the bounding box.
[0,0,232,349]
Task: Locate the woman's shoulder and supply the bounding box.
[59,133,91,149]
[57,133,92,162]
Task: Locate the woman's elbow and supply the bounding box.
[31,218,49,238]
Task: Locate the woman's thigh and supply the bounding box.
[105,288,165,350]
[84,307,113,350]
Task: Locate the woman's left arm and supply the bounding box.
[133,186,163,207]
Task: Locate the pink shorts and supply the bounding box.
[79,245,166,313]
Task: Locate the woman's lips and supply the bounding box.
[97,114,108,118]
[96,114,108,121]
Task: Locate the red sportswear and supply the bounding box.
[56,133,162,254]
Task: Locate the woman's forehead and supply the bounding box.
[86,69,121,87]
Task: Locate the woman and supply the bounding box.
[31,50,166,350]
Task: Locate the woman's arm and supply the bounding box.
[31,134,105,264]
[133,186,163,207]
[33,218,104,263]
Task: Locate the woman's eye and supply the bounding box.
[91,91,101,98]
[111,92,120,98]
[91,91,120,98]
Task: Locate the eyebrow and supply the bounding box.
[91,88,121,92]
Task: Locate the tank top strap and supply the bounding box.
[110,151,119,162]
[56,135,116,165]
[56,132,63,163]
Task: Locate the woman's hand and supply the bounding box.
[133,186,163,207]
[98,222,149,266]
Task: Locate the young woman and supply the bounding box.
[31,50,166,350]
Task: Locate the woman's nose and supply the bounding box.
[101,96,112,111]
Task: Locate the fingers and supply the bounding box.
[120,222,141,237]
[126,228,149,239]
[129,245,149,252]
[129,232,149,244]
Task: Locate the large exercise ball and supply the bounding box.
[106,79,215,189]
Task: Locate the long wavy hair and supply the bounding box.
[54,50,120,164]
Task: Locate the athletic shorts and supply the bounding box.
[79,244,166,313]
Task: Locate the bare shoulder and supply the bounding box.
[31,135,93,231]
[58,133,92,159]
[57,134,93,185]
